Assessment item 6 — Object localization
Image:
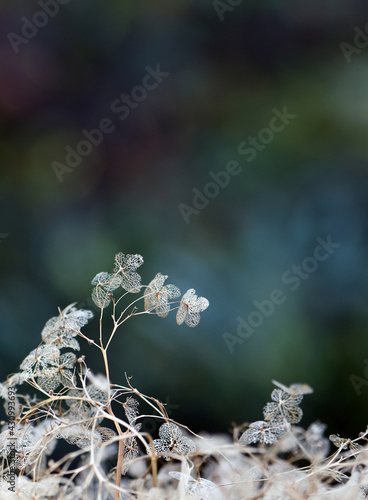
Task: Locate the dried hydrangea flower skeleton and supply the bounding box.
[240,420,290,446]
[90,253,208,495]
[144,273,181,317]
[1,250,368,498]
[20,345,77,393]
[149,422,196,461]
[176,288,210,327]
[0,251,211,498]
[113,252,144,293]
[263,389,303,425]
[240,381,313,448]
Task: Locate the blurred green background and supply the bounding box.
[1,0,368,439]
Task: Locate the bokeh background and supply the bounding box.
[1,0,368,440]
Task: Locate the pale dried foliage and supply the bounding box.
[1,253,368,499]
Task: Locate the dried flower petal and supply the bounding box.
[329,433,349,449]
[176,288,209,327]
[263,389,303,424]
[169,472,220,498]
[240,420,289,446]
[144,273,181,317]
[272,380,313,396]
[114,253,144,293]
[91,272,122,308]
[149,422,196,460]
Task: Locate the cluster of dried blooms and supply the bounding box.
[0,253,367,499]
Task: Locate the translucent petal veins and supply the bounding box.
[151,438,170,459]
[123,397,139,425]
[60,304,94,329]
[91,272,122,291]
[120,397,141,474]
[150,423,196,460]
[92,285,112,308]
[272,379,314,396]
[96,426,117,443]
[239,420,289,446]
[144,273,168,311]
[41,304,93,347]
[176,288,209,327]
[114,253,144,274]
[65,388,105,425]
[120,270,142,293]
[84,384,109,407]
[20,344,60,374]
[57,423,115,450]
[0,424,40,470]
[91,272,122,308]
[37,368,63,393]
[271,388,303,406]
[165,284,181,299]
[263,389,303,424]
[20,346,77,392]
[121,437,139,475]
[113,253,144,293]
[159,422,182,441]
[144,273,181,317]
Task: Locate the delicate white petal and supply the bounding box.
[176,289,209,327]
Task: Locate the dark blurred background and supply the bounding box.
[1,0,368,440]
